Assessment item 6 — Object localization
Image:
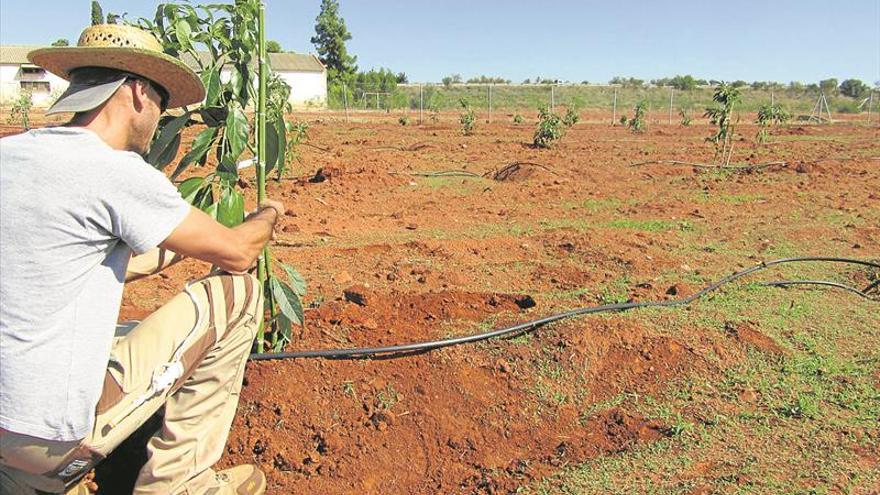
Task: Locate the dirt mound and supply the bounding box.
[724,321,786,356]
[306,286,536,346]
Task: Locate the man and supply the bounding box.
[1,24,278,494]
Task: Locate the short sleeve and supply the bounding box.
[103,157,191,255]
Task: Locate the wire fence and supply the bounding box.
[324,82,879,125]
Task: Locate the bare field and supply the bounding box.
[4,114,877,494]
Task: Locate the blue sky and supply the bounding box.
[2,0,878,84]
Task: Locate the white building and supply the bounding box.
[0,46,68,106]
[0,46,327,109]
[267,52,327,108]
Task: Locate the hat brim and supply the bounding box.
[28,47,205,109]
[45,77,128,115]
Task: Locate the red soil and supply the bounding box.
[3,112,877,493]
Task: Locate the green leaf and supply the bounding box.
[178,176,206,203]
[194,184,214,211]
[216,187,244,227]
[275,117,288,174]
[175,19,192,51]
[229,70,243,99]
[270,277,304,326]
[264,122,279,174]
[225,104,249,160]
[172,127,217,180]
[198,106,227,127]
[217,156,238,184]
[147,111,190,168]
[153,133,181,170]
[204,201,218,220]
[279,262,307,296]
[201,67,222,106]
[273,314,292,352]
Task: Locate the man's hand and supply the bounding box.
[159,200,287,274]
[259,199,285,218]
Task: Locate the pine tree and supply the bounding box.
[90,1,104,25]
[310,0,357,80]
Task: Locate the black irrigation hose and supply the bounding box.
[761,280,875,299]
[249,257,879,361]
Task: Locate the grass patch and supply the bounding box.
[523,275,880,494]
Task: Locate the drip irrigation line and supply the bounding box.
[761,280,875,299]
[302,142,332,153]
[388,170,482,178]
[388,162,556,181]
[249,257,878,362]
[628,160,787,171]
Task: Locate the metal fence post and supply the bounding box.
[550,84,555,112]
[342,81,349,123]
[487,84,492,123]
[668,87,674,124]
[419,84,423,125]
[611,87,617,125]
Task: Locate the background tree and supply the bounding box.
[51,38,69,46]
[670,75,697,90]
[819,78,839,95]
[839,79,869,99]
[441,73,461,88]
[310,0,357,80]
[90,1,104,25]
[395,72,408,84]
[266,39,282,53]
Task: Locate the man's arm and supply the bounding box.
[159,201,283,274]
[126,247,185,282]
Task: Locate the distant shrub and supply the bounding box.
[459,98,476,135]
[533,105,565,148]
[398,115,409,126]
[619,115,628,126]
[835,100,861,114]
[562,107,580,127]
[7,91,32,130]
[513,114,524,124]
[629,100,648,133]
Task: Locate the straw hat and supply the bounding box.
[28,24,204,110]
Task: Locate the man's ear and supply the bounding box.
[128,80,149,112]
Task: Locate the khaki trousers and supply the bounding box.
[0,273,263,494]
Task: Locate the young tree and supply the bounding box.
[266,40,282,53]
[90,1,104,25]
[51,38,70,47]
[310,0,357,80]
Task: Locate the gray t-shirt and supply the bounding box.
[0,127,190,441]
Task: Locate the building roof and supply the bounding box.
[269,53,325,73]
[0,45,42,65]
[0,45,325,73]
